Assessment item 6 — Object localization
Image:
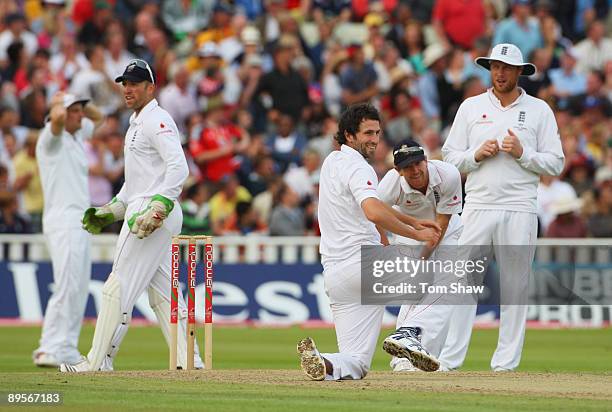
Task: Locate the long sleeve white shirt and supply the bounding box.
[116,99,188,205]
[442,88,564,213]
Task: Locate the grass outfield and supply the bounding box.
[0,326,610,411]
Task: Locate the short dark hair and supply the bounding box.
[334,103,380,145]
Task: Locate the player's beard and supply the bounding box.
[493,78,518,94]
[358,142,377,160]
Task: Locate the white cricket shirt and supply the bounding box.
[378,160,463,244]
[36,118,94,233]
[116,99,188,205]
[442,88,564,213]
[318,144,381,269]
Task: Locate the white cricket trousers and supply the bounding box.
[37,228,91,363]
[438,209,537,371]
[391,229,462,368]
[321,259,385,380]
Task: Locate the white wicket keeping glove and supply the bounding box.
[127,195,174,239]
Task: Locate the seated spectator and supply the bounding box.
[284,149,321,200]
[253,176,283,224]
[244,155,275,198]
[549,48,587,99]
[159,61,198,138]
[266,113,306,173]
[519,48,552,99]
[574,20,612,75]
[0,194,30,233]
[208,174,252,232]
[492,0,542,59]
[563,153,595,197]
[587,169,612,237]
[269,184,304,236]
[0,12,38,68]
[189,102,250,183]
[546,193,587,238]
[340,44,378,107]
[181,182,212,236]
[12,132,43,232]
[537,175,578,235]
[222,200,267,235]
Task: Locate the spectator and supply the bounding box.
[85,135,112,207]
[321,47,349,118]
[284,149,321,200]
[519,48,552,99]
[492,0,543,59]
[269,184,304,236]
[244,154,275,197]
[208,173,252,231]
[253,175,283,224]
[255,38,309,126]
[189,102,250,183]
[162,0,214,41]
[69,45,123,115]
[574,20,612,75]
[11,132,43,231]
[102,131,124,196]
[563,153,595,196]
[195,1,235,46]
[222,200,267,235]
[0,13,38,68]
[266,113,307,173]
[401,20,426,75]
[0,193,30,233]
[432,0,486,50]
[546,193,588,238]
[77,0,114,47]
[104,28,136,81]
[549,48,587,98]
[339,44,378,108]
[181,181,212,235]
[569,70,611,117]
[587,169,612,237]
[158,61,198,137]
[49,34,89,88]
[537,175,578,235]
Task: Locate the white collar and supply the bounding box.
[487,87,525,111]
[340,144,367,162]
[129,98,158,125]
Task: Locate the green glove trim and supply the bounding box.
[127,195,174,231]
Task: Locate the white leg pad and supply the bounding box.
[148,286,204,369]
[87,273,128,371]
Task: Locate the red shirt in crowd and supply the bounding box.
[432,0,485,50]
[189,123,242,182]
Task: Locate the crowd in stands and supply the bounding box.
[0,0,610,238]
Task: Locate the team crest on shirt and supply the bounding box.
[515,111,528,131]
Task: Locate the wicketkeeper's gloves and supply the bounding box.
[127,194,174,239]
[82,197,127,234]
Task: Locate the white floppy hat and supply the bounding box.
[62,93,89,108]
[475,43,536,76]
[423,43,449,68]
[550,194,583,215]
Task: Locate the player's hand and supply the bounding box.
[50,91,66,108]
[500,129,523,159]
[474,139,499,162]
[414,228,440,244]
[82,198,127,234]
[50,105,67,124]
[128,195,174,239]
[414,219,441,234]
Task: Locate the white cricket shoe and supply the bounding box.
[392,358,421,372]
[297,337,326,381]
[59,356,91,373]
[383,327,440,372]
[33,352,59,368]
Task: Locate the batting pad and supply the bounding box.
[148,286,204,369]
[87,273,127,371]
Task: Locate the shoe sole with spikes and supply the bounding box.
[383,337,440,372]
[297,337,326,381]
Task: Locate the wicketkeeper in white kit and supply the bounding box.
[441,43,564,371]
[60,59,204,372]
[33,93,103,367]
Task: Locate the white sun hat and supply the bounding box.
[475,43,536,76]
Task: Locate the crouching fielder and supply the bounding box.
[60,60,203,372]
[297,104,441,381]
[377,140,463,372]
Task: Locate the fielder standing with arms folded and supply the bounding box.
[33,93,103,367]
[60,59,204,372]
[441,43,564,371]
[297,103,441,381]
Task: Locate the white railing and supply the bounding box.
[0,234,610,264]
[0,234,322,264]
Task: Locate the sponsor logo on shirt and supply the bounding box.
[476,113,493,124]
[515,110,528,131]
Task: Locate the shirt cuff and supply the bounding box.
[516,145,533,167]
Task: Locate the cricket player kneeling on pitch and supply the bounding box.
[60,60,204,372]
